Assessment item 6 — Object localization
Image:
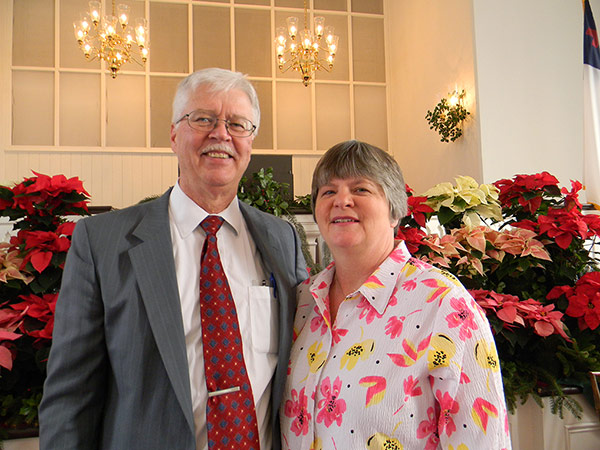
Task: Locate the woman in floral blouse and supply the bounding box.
[280,140,511,450]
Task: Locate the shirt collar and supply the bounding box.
[169,181,243,238]
[310,241,412,317]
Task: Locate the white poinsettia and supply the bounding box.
[423,176,502,226]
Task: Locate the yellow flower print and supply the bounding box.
[309,437,323,450]
[340,339,375,370]
[474,339,500,373]
[449,445,470,450]
[366,432,403,450]
[401,261,418,277]
[307,341,327,373]
[427,334,456,370]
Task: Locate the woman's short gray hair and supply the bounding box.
[171,68,260,135]
[311,140,408,223]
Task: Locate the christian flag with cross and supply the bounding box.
[584,0,600,208]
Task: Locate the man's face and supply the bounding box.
[170,85,255,206]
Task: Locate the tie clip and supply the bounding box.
[208,386,240,398]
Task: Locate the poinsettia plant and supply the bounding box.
[0,172,89,433]
[398,173,600,415]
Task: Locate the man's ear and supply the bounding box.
[170,123,177,149]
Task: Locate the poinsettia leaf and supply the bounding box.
[0,346,14,370]
[437,206,456,225]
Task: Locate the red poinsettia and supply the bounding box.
[515,207,597,250]
[396,226,428,254]
[548,272,600,330]
[407,195,434,227]
[10,229,71,274]
[9,172,89,217]
[0,172,90,427]
[494,171,560,213]
[10,293,58,342]
[561,180,584,211]
[0,307,25,370]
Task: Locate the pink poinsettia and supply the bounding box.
[0,243,33,284]
[471,289,569,339]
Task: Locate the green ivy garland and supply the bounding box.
[425,90,470,143]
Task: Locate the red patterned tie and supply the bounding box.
[200,215,260,450]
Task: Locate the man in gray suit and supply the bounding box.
[39,68,307,449]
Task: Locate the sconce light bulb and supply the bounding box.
[449,94,459,107]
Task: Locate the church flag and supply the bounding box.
[584,0,600,208]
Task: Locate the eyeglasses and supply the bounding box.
[175,109,256,137]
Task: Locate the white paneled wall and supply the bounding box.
[2,151,178,208]
[1,0,388,208]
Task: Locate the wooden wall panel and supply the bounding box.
[1,152,178,209]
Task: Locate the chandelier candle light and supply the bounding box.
[275,0,339,86]
[73,0,149,78]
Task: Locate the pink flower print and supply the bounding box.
[385,316,405,339]
[310,306,328,336]
[435,390,459,437]
[417,406,440,450]
[459,371,471,384]
[422,278,452,304]
[284,387,312,436]
[471,397,498,433]
[403,375,422,401]
[402,279,417,291]
[316,376,346,427]
[389,246,408,263]
[410,257,433,270]
[331,324,348,343]
[388,287,399,307]
[445,296,479,340]
[357,298,383,324]
[385,310,421,339]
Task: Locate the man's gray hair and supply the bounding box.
[171,68,260,135]
[311,140,408,223]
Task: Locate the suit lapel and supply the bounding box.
[128,192,195,433]
[240,201,279,279]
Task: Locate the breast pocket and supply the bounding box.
[248,286,279,354]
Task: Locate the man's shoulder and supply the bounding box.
[78,191,170,229]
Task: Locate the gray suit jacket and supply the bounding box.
[39,189,307,449]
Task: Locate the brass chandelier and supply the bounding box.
[275,0,339,86]
[73,0,149,78]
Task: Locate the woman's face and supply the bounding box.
[314,177,398,256]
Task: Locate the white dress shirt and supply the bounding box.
[169,182,278,450]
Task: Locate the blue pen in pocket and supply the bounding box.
[269,273,277,298]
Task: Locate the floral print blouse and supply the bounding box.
[280,241,511,450]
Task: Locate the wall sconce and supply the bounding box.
[425,90,470,143]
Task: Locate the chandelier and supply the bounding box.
[274,0,339,86]
[73,0,149,78]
